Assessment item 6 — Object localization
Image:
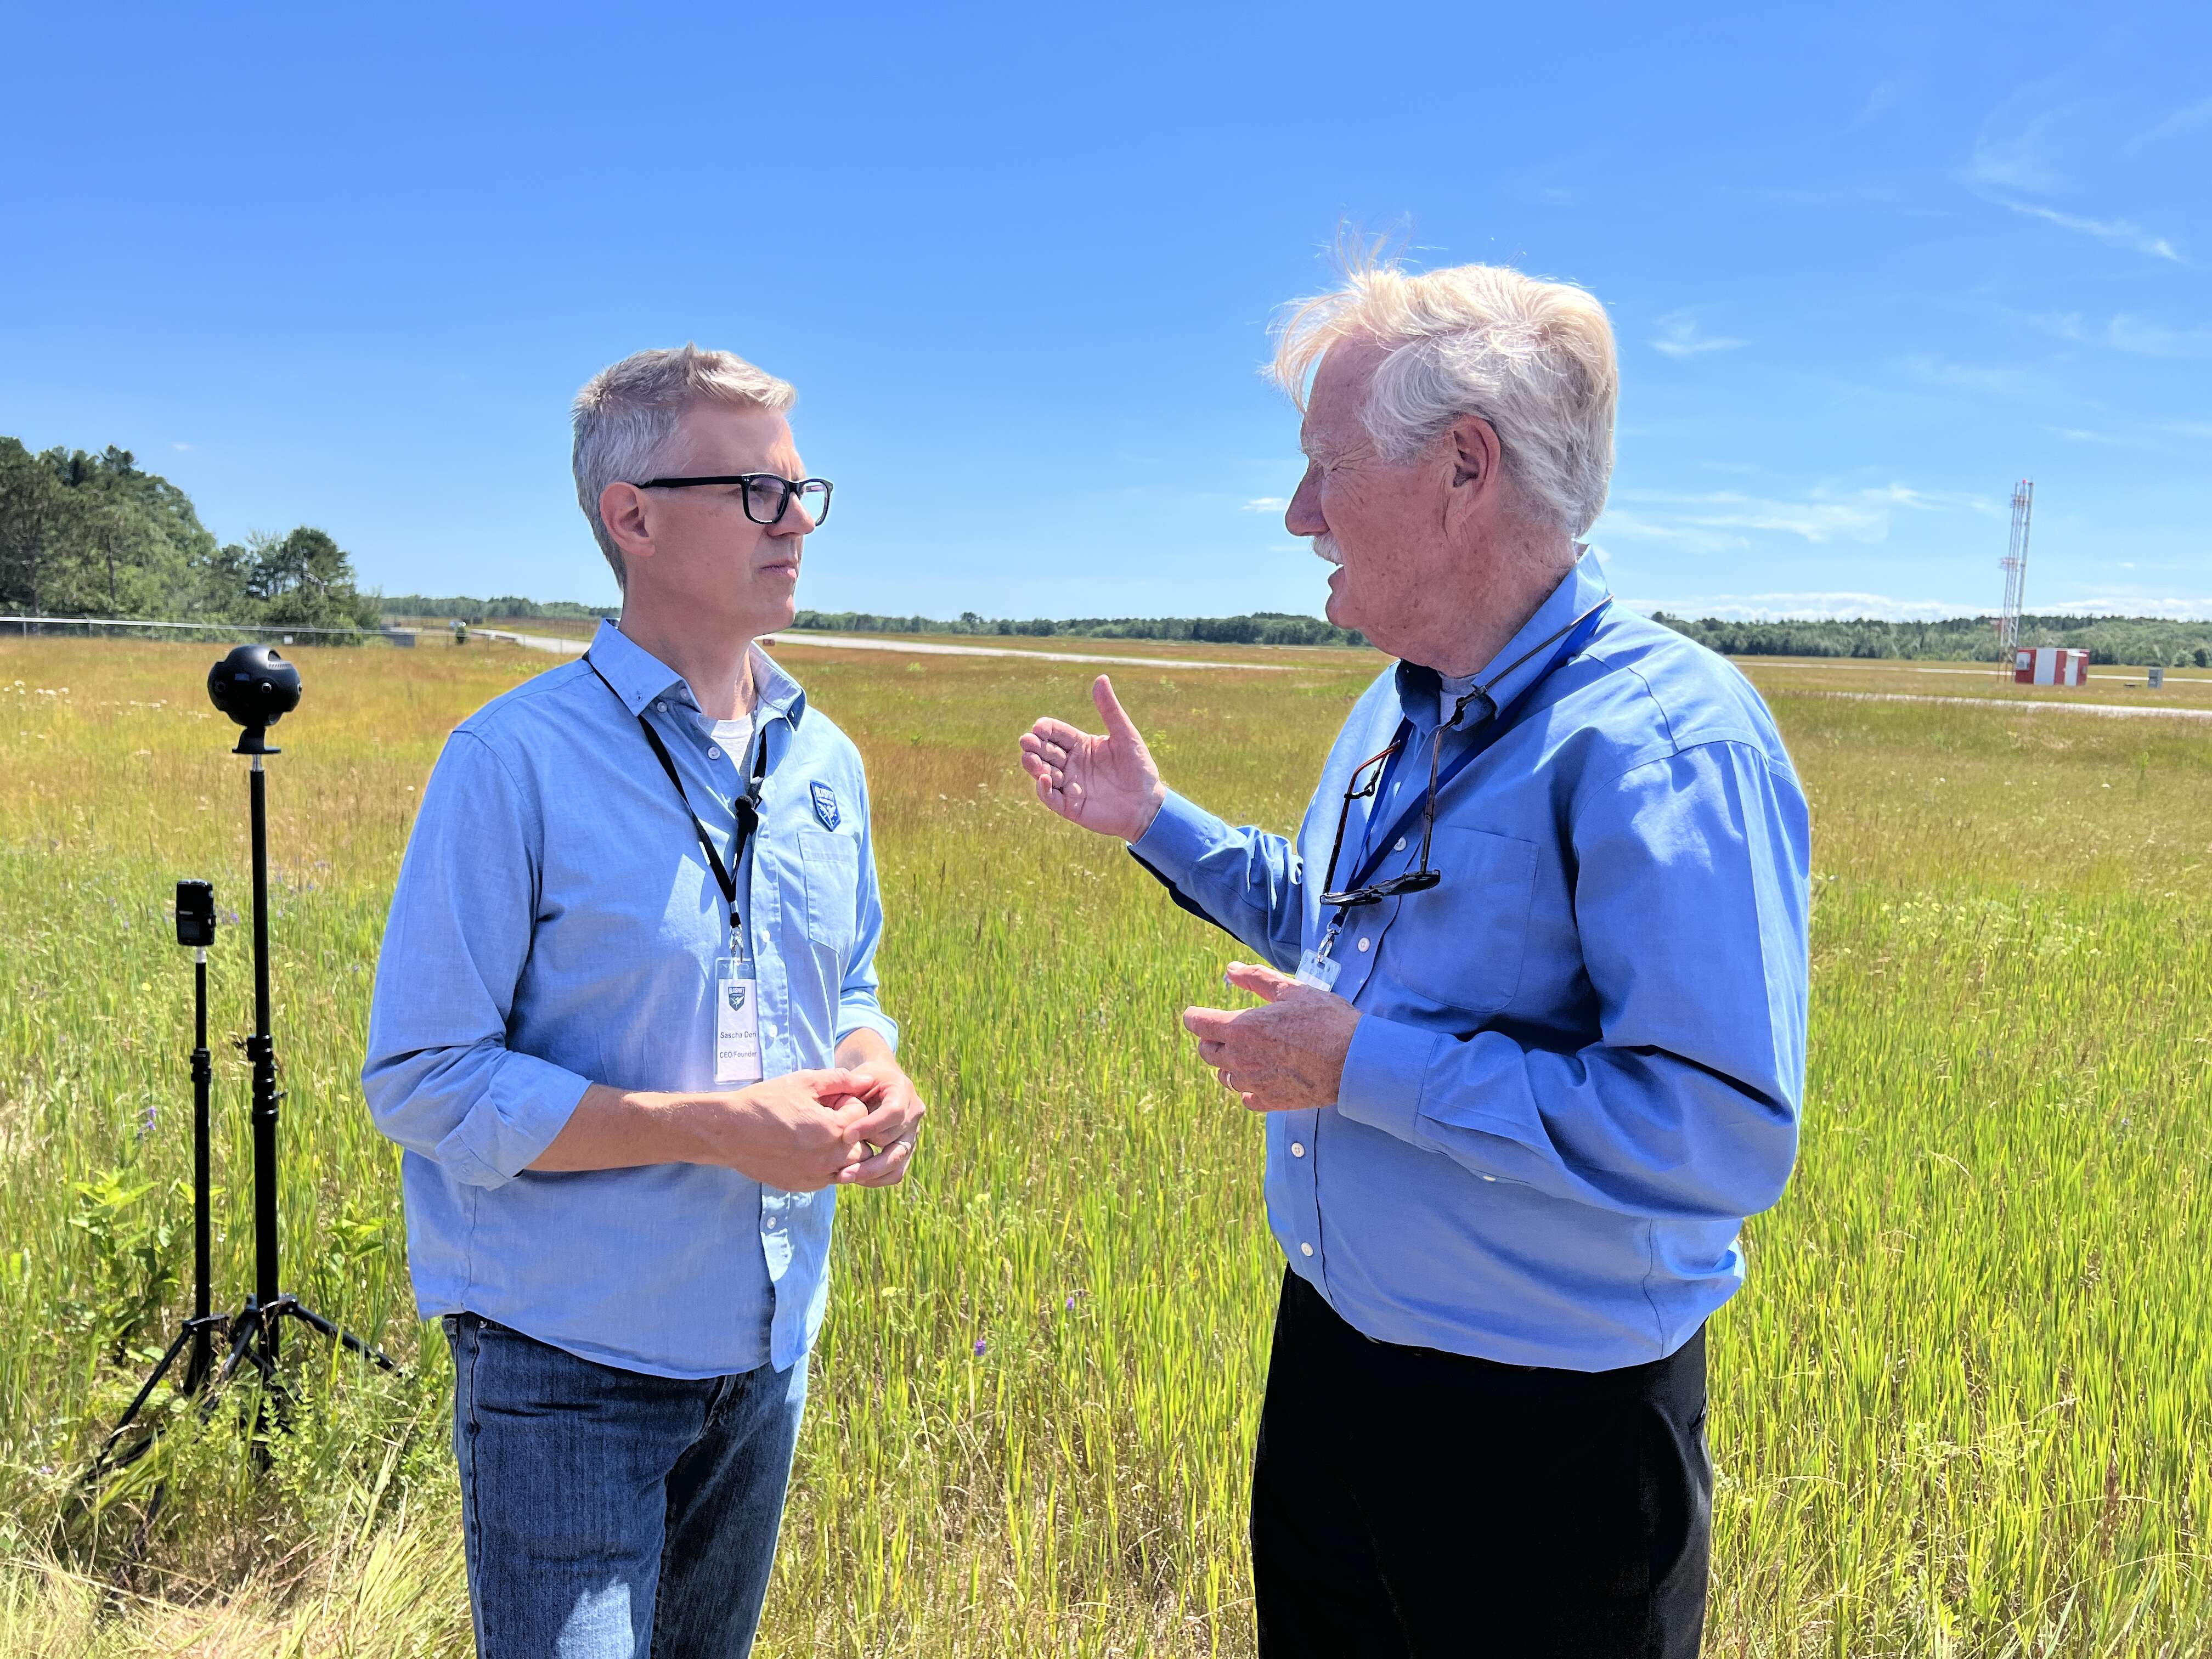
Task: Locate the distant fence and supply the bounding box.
[2,614,416,647]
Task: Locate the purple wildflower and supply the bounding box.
[972,1337,986,1357]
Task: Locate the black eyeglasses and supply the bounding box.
[1314,598,1606,912]
[1317,730,1455,910]
[633,473,833,527]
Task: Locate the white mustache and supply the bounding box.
[1311,533,1344,567]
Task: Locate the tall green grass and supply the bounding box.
[0,641,2206,1655]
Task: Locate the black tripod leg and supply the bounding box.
[275,1301,402,1373]
[84,1325,195,1483]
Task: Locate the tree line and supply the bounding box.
[0,438,381,633]
[786,608,1370,646]
[1650,613,2212,668]
[378,594,608,624]
[9,438,2207,664]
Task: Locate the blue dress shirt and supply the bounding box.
[362,620,898,1379]
[1130,554,1810,1371]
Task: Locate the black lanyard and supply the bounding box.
[1329,597,1611,905]
[584,656,769,943]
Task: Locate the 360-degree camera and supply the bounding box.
[207,645,302,754]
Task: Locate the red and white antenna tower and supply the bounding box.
[1995,479,2034,664]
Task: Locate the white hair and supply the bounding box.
[1270,254,1618,538]
[572,344,796,586]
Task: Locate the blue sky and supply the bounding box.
[3,3,2207,621]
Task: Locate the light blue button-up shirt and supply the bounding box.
[1131,554,1810,1371]
[362,620,896,1379]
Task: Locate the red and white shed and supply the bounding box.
[2013,647,2089,686]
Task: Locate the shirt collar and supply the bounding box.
[1393,547,1612,731]
[585,618,808,729]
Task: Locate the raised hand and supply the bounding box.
[1018,674,1168,842]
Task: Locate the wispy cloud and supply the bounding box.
[2002,307,2087,343]
[1618,590,1982,622]
[1999,306,2211,357]
[1748,179,1943,215]
[171,441,192,451]
[1513,165,1582,208]
[2044,417,2212,450]
[1906,356,2052,400]
[2129,96,2212,153]
[2038,594,2212,619]
[1598,483,1989,556]
[1852,72,1914,130]
[1997,198,2181,262]
[1650,311,1747,359]
[1966,88,2081,193]
[2107,314,2212,357]
[1241,496,1286,512]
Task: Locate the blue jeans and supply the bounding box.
[445,1312,809,1658]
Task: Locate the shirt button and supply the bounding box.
[1481,1175,1496,1183]
[1357,937,1370,952]
[708,746,721,759]
[656,701,667,712]
[1299,1242,1314,1257]
[1394,837,1407,851]
[1290,1141,1306,1158]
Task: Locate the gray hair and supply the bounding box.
[1270,255,1618,538]
[571,344,797,586]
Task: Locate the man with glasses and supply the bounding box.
[1020,261,1809,1657]
[364,345,923,1658]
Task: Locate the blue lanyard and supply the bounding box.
[1339,599,1611,899]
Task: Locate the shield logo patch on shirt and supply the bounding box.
[810,781,840,831]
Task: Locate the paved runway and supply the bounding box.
[1790,688,2212,722]
[474,629,2211,718]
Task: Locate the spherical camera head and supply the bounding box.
[207,645,303,755]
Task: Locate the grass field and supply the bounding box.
[1,633,2208,1656]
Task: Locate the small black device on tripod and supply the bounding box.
[84,880,229,1482]
[202,645,397,1398]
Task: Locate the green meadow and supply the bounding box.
[0,635,2207,1656]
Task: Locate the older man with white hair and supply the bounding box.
[1021,261,1810,1656]
[364,345,924,1657]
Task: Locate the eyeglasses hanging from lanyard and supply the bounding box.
[583,657,769,948]
[1317,598,1613,915]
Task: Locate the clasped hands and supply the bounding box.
[726,1059,924,1192]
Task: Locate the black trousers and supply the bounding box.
[1251,1269,1711,1659]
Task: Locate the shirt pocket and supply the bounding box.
[1376,825,1538,1018]
[796,828,859,956]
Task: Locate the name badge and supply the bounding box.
[1294,948,1342,992]
[715,958,764,1085]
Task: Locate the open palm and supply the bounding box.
[1018,675,1167,843]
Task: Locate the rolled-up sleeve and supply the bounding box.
[1336,739,1809,1222]
[360,730,590,1187]
[1125,789,1307,972]
[834,769,900,1052]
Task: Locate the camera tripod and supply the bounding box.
[84,648,397,1493]
[84,889,228,1485]
[213,715,398,1400]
